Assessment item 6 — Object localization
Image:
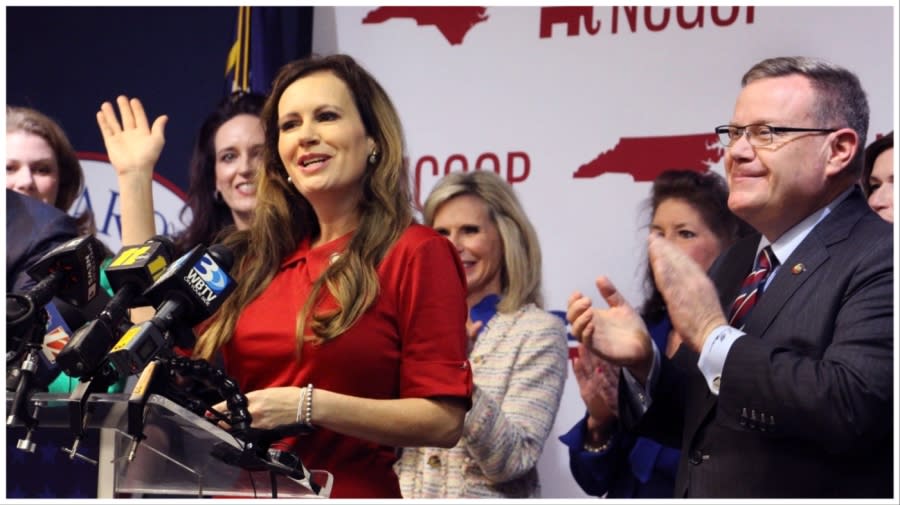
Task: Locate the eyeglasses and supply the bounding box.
[714,124,838,147]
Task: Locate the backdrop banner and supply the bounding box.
[311,5,895,498]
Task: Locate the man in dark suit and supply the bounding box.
[6,188,79,293]
[567,56,893,497]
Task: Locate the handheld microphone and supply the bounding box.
[56,236,176,378]
[106,244,237,378]
[7,235,105,360]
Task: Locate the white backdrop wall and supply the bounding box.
[312,5,895,498]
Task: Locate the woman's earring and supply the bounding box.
[214,189,224,202]
[287,176,293,184]
[368,150,378,165]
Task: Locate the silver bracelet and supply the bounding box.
[302,383,315,428]
[295,387,306,424]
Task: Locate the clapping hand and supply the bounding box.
[567,276,654,384]
[573,342,620,421]
[648,234,726,352]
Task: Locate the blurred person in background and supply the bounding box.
[7,105,97,238]
[861,131,893,223]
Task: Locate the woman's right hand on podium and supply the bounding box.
[209,386,303,430]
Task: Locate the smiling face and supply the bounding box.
[725,75,836,240]
[213,114,264,230]
[867,147,894,223]
[276,70,375,210]
[6,131,60,207]
[651,197,724,272]
[431,194,504,307]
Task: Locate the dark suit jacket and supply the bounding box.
[622,187,894,498]
[6,189,79,293]
[7,189,114,335]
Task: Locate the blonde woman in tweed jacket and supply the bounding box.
[395,171,568,498]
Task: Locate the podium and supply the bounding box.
[6,392,332,498]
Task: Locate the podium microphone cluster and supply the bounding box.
[56,236,176,379]
[106,243,237,379]
[7,236,105,352]
[6,235,105,438]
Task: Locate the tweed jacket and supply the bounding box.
[396,303,568,497]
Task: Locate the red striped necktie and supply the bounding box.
[728,246,777,330]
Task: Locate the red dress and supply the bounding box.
[222,224,472,498]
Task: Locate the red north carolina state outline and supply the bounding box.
[573,133,724,181]
[362,7,489,45]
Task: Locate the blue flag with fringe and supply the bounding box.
[225,6,284,95]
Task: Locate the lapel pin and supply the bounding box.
[791,263,806,275]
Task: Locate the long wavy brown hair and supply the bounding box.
[194,54,411,360]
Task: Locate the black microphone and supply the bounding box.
[7,235,105,364]
[105,244,237,378]
[6,236,104,437]
[56,236,177,378]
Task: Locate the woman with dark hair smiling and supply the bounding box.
[560,169,749,498]
[96,92,266,252]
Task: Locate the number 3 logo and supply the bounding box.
[194,253,227,292]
